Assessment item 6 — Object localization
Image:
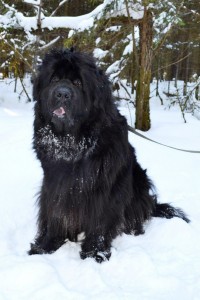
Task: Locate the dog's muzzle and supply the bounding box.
[52,86,72,118]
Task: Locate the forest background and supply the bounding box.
[0,0,200,131]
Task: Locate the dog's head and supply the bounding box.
[33,48,113,133]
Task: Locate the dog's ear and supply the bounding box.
[93,68,113,111]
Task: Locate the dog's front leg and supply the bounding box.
[80,233,112,263]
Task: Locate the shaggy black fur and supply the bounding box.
[29,48,189,262]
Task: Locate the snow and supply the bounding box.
[0,78,200,300]
[123,41,133,55]
[106,60,122,76]
[24,0,40,5]
[93,48,109,60]
[105,1,143,20]
[105,26,121,32]
[0,0,144,32]
[0,1,107,31]
[36,125,97,162]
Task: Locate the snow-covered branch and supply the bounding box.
[0,0,145,32]
[23,0,40,5]
[0,1,106,31]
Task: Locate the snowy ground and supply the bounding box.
[0,78,200,300]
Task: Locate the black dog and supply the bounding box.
[29,48,189,262]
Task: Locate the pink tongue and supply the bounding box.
[53,107,65,116]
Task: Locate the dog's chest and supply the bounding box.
[36,125,97,162]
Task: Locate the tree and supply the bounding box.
[0,0,199,121]
[135,3,153,131]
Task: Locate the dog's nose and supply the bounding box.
[55,87,71,101]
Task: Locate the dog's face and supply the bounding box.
[33,48,114,133]
[33,49,94,132]
[41,64,88,131]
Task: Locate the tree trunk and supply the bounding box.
[183,51,189,96]
[174,63,179,88]
[135,6,153,131]
[183,41,190,96]
[195,84,199,101]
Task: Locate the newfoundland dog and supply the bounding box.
[29,48,189,262]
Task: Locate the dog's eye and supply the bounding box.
[51,76,59,83]
[73,79,82,87]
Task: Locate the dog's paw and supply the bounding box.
[28,243,56,255]
[28,243,46,255]
[95,250,111,263]
[80,249,111,263]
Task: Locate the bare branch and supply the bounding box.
[39,36,60,51]
[152,53,192,75]
[50,0,69,17]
